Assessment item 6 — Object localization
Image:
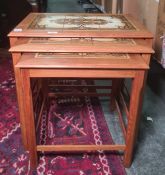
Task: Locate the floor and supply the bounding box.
[43,0,165,174]
[47,0,85,13]
[98,61,165,175]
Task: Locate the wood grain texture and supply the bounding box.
[37,144,126,152]
[115,99,127,141]
[16,53,149,69]
[10,41,154,53]
[20,69,38,168]
[11,53,29,150]
[8,13,153,38]
[8,12,154,169]
[123,70,145,167]
[28,69,136,78]
[48,92,111,97]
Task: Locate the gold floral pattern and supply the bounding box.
[29,14,136,30]
[29,37,135,45]
[35,52,130,59]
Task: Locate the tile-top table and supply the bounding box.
[8,13,153,38]
[9,13,154,169]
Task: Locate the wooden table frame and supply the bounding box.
[10,45,153,170]
[12,48,151,169]
[15,64,147,168]
[8,13,154,170]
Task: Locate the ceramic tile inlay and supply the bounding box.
[35,52,130,59]
[29,38,136,45]
[29,14,136,30]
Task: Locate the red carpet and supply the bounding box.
[0,57,126,174]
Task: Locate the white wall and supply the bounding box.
[123,0,159,37]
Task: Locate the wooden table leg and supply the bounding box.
[12,53,29,149]
[110,78,123,111]
[123,70,145,167]
[11,39,30,149]
[129,54,150,153]
[20,69,38,169]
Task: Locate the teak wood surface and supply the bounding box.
[8,13,153,38]
[9,38,153,54]
[9,12,154,170]
[17,65,147,169]
[16,53,149,69]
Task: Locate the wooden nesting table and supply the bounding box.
[8,13,154,169]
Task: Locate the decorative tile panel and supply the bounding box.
[29,37,135,45]
[29,14,136,30]
[35,52,130,59]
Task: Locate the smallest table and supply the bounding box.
[14,52,150,168]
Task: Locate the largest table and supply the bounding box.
[9,13,154,169]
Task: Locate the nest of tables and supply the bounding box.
[9,13,154,170]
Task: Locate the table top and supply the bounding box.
[16,53,149,70]
[9,37,154,53]
[8,13,153,38]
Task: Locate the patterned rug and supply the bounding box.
[0,58,29,174]
[0,57,126,175]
